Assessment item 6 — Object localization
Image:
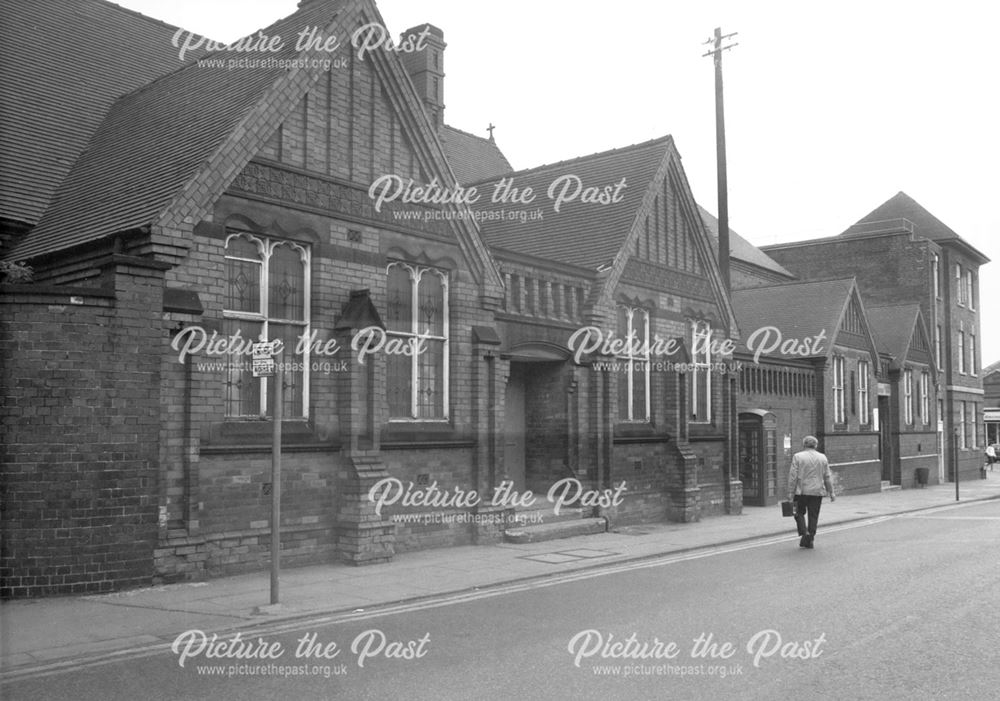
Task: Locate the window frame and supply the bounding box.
[617,306,651,423]
[858,359,870,425]
[832,355,846,426]
[385,262,451,422]
[935,325,942,369]
[958,328,966,375]
[972,402,978,448]
[970,333,977,376]
[222,232,311,420]
[903,368,913,426]
[920,371,930,425]
[959,401,968,449]
[689,320,713,424]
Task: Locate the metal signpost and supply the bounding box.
[954,428,960,502]
[252,341,282,605]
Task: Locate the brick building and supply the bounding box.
[1,0,738,597]
[762,193,990,482]
[703,208,944,496]
[865,304,939,486]
[984,361,1000,447]
[731,279,884,497]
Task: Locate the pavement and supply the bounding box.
[3,471,1000,679]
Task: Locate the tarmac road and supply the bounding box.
[4,499,1000,701]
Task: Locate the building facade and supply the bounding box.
[762,194,990,482]
[1,0,741,597]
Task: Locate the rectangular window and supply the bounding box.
[920,371,930,424]
[617,306,650,422]
[903,369,913,426]
[223,233,310,419]
[935,325,942,368]
[960,402,967,449]
[833,356,846,425]
[972,402,978,447]
[386,263,449,420]
[956,264,965,305]
[967,270,975,311]
[858,360,870,425]
[689,320,712,423]
[958,329,966,374]
[932,253,940,299]
[970,334,977,375]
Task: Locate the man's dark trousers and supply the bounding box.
[794,495,823,542]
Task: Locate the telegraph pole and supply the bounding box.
[703,27,738,293]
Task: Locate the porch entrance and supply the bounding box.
[739,411,778,506]
[503,364,527,492]
[503,355,572,496]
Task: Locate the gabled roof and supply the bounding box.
[471,137,670,270]
[983,360,1000,378]
[11,1,343,262]
[7,0,505,299]
[0,0,206,229]
[698,205,794,278]
[866,303,932,371]
[731,278,874,361]
[439,125,513,184]
[842,191,989,264]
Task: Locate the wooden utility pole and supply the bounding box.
[703,27,738,293]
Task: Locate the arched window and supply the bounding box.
[689,320,712,423]
[617,306,650,422]
[223,232,310,419]
[386,262,449,419]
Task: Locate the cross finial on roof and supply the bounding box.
[487,123,496,141]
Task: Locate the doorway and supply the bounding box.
[739,411,777,506]
[503,365,526,492]
[878,395,895,483]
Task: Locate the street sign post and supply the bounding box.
[252,340,282,605]
[252,341,276,379]
[270,354,282,605]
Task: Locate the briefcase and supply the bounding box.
[780,500,795,518]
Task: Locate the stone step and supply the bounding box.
[509,506,587,528]
[504,517,607,544]
[880,480,901,491]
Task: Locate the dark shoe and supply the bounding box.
[805,536,814,549]
[799,536,808,548]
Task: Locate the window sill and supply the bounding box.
[202,419,336,449]
[688,423,722,441]
[614,422,657,440]
[382,421,471,447]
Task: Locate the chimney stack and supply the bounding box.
[399,24,446,129]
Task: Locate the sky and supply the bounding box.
[119,0,999,363]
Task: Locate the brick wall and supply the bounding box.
[764,233,932,312]
[1,258,165,598]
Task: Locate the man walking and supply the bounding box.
[787,435,835,549]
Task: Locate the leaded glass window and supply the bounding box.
[223,232,310,419]
[386,262,449,420]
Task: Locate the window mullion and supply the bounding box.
[259,245,271,417]
[442,273,450,419]
[410,270,420,419]
[643,311,650,421]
